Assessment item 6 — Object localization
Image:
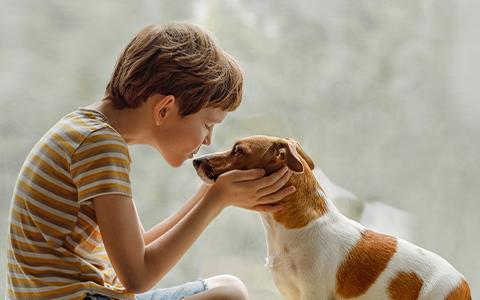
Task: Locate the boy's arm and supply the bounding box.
[94,167,294,293]
[139,184,210,245]
[94,191,221,293]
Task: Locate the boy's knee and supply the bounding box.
[204,274,248,300]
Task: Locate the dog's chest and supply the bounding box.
[261,215,347,299]
[265,244,318,300]
[261,211,372,299]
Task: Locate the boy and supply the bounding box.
[6,23,295,300]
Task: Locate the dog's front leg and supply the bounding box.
[298,286,336,300]
[299,293,333,300]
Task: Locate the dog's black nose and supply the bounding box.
[193,159,201,168]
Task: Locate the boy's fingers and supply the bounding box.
[255,166,289,189]
[257,170,293,197]
[257,186,296,205]
[231,168,266,182]
[251,203,283,213]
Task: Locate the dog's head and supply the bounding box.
[193,135,314,183]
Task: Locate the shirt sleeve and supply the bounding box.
[70,127,132,203]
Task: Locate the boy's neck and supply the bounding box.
[85,100,152,145]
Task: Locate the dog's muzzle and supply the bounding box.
[193,158,218,182]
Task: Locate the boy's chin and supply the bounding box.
[156,148,187,168]
[165,155,190,168]
[167,159,184,168]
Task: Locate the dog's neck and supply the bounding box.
[271,167,329,229]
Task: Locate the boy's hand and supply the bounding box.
[204,166,296,212]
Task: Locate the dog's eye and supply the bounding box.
[232,145,243,156]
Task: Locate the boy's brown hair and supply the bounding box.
[103,22,243,117]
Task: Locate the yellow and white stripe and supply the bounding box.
[7,108,135,299]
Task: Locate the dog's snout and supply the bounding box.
[193,159,202,168]
[193,158,210,168]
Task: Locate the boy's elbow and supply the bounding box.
[116,265,149,294]
[120,265,162,294]
[121,276,149,294]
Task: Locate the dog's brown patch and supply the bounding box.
[446,278,471,300]
[388,272,423,300]
[336,229,397,298]
[272,164,328,229]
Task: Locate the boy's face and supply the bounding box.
[152,99,228,167]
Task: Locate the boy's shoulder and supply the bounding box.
[38,107,130,162]
[64,107,117,134]
[64,107,125,142]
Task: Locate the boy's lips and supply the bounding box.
[188,149,200,159]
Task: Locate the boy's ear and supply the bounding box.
[152,94,175,126]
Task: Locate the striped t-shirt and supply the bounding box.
[7,108,135,300]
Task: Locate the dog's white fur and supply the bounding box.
[261,187,465,300]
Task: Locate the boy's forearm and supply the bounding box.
[140,194,223,291]
[143,188,205,245]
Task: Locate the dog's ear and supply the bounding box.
[285,138,315,170]
[279,142,304,173]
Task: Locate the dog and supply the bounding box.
[193,135,471,300]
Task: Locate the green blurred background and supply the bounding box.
[1,0,479,299]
